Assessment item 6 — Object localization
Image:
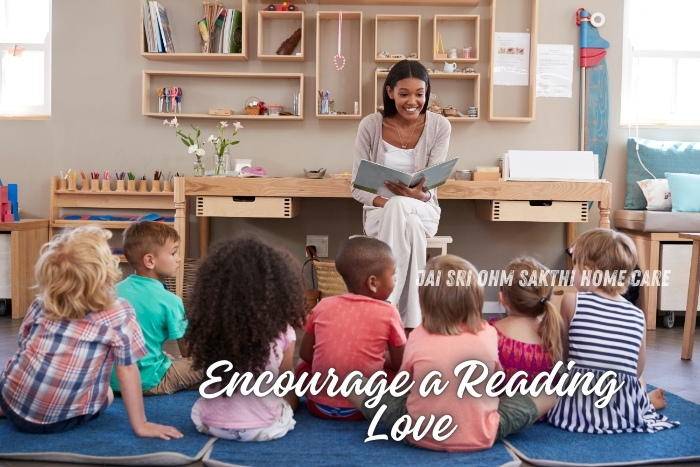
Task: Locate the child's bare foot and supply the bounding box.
[649,388,666,410]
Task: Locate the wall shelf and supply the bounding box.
[258,11,305,61]
[375,71,480,122]
[316,11,363,119]
[433,15,479,63]
[142,70,304,120]
[318,0,478,5]
[375,15,421,63]
[141,0,249,61]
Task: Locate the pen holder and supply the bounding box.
[115,180,125,192]
[90,179,100,192]
[81,179,90,191]
[127,179,136,191]
[101,180,111,192]
[67,178,77,191]
[151,179,161,193]
[163,180,172,192]
[58,178,68,191]
[138,180,148,192]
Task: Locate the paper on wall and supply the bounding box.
[536,44,574,98]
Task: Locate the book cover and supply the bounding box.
[155,2,175,53]
[222,9,233,53]
[230,9,243,54]
[149,1,163,53]
[353,158,459,194]
[142,0,154,52]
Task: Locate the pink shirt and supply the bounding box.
[304,293,406,407]
[403,324,502,452]
[195,325,296,430]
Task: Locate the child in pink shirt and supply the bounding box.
[349,254,555,452]
[297,236,406,420]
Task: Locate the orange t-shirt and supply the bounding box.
[304,293,406,407]
[403,323,502,452]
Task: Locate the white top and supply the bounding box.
[377,142,416,199]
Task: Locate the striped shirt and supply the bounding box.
[548,292,679,433]
[0,297,146,425]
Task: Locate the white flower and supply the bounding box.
[195,148,206,157]
[188,145,197,154]
[208,135,215,142]
[219,121,229,128]
[233,122,243,130]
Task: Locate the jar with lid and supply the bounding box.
[455,169,472,181]
[461,47,472,59]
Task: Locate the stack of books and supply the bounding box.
[142,0,174,53]
[208,8,243,53]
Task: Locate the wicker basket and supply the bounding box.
[245,106,260,116]
[163,258,199,309]
[245,96,261,115]
[312,259,348,299]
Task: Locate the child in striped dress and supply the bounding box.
[547,228,678,433]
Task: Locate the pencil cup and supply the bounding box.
[138,180,148,192]
[127,179,136,191]
[58,178,68,191]
[163,180,172,192]
[81,179,90,191]
[151,179,161,193]
[67,178,77,191]
[116,180,125,192]
[90,179,100,192]
[101,180,111,192]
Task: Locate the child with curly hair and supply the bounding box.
[296,236,406,421]
[548,228,677,433]
[491,257,562,387]
[0,226,181,439]
[187,234,307,442]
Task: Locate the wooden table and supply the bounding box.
[680,232,700,360]
[0,219,49,319]
[173,177,611,297]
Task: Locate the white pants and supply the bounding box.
[364,196,440,328]
[191,399,295,442]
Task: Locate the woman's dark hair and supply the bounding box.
[382,60,431,117]
[185,233,306,386]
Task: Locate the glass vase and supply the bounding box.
[193,158,205,177]
[214,152,229,176]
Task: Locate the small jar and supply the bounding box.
[461,47,472,59]
[498,157,504,175]
[455,170,472,181]
[448,48,458,59]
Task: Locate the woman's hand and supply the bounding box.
[383,177,430,201]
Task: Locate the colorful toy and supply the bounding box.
[266,3,297,11]
[0,182,19,222]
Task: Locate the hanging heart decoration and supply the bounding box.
[334,11,345,71]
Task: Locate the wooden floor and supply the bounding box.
[0,313,698,467]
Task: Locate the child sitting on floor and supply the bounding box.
[0,226,181,439]
[109,221,202,396]
[297,236,406,421]
[490,257,562,387]
[187,234,307,441]
[548,228,677,433]
[348,254,554,452]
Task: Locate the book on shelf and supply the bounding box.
[353,158,459,194]
[222,9,233,53]
[142,0,154,52]
[230,9,242,53]
[212,8,226,53]
[149,1,163,52]
[155,1,175,53]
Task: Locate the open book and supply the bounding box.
[353,158,458,194]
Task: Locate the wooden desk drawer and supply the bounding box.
[476,200,588,222]
[196,196,300,218]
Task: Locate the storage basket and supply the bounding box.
[245,96,261,115]
[312,259,348,299]
[163,258,199,309]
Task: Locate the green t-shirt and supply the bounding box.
[110,274,187,391]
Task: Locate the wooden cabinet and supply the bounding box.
[257,10,305,61]
[142,70,304,120]
[0,220,49,319]
[315,11,363,119]
[375,71,480,122]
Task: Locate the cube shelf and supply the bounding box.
[258,10,305,61]
[374,15,421,63]
[433,15,479,63]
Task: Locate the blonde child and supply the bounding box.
[297,236,406,421]
[349,254,554,452]
[491,257,562,386]
[0,226,181,439]
[109,221,201,396]
[187,234,307,442]
[548,228,678,433]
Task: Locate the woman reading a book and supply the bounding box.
[351,60,451,331]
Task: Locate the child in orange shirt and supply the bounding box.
[297,236,406,421]
[349,254,554,452]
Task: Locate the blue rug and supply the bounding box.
[503,389,700,466]
[203,401,520,467]
[0,391,215,465]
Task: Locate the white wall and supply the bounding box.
[2,0,698,300]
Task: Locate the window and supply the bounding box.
[0,0,51,118]
[621,0,700,126]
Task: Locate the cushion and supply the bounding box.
[666,172,700,212]
[614,209,700,232]
[637,178,672,211]
[625,138,700,210]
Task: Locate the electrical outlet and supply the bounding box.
[306,235,329,257]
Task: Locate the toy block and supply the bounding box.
[0,186,7,203]
[11,201,19,221]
